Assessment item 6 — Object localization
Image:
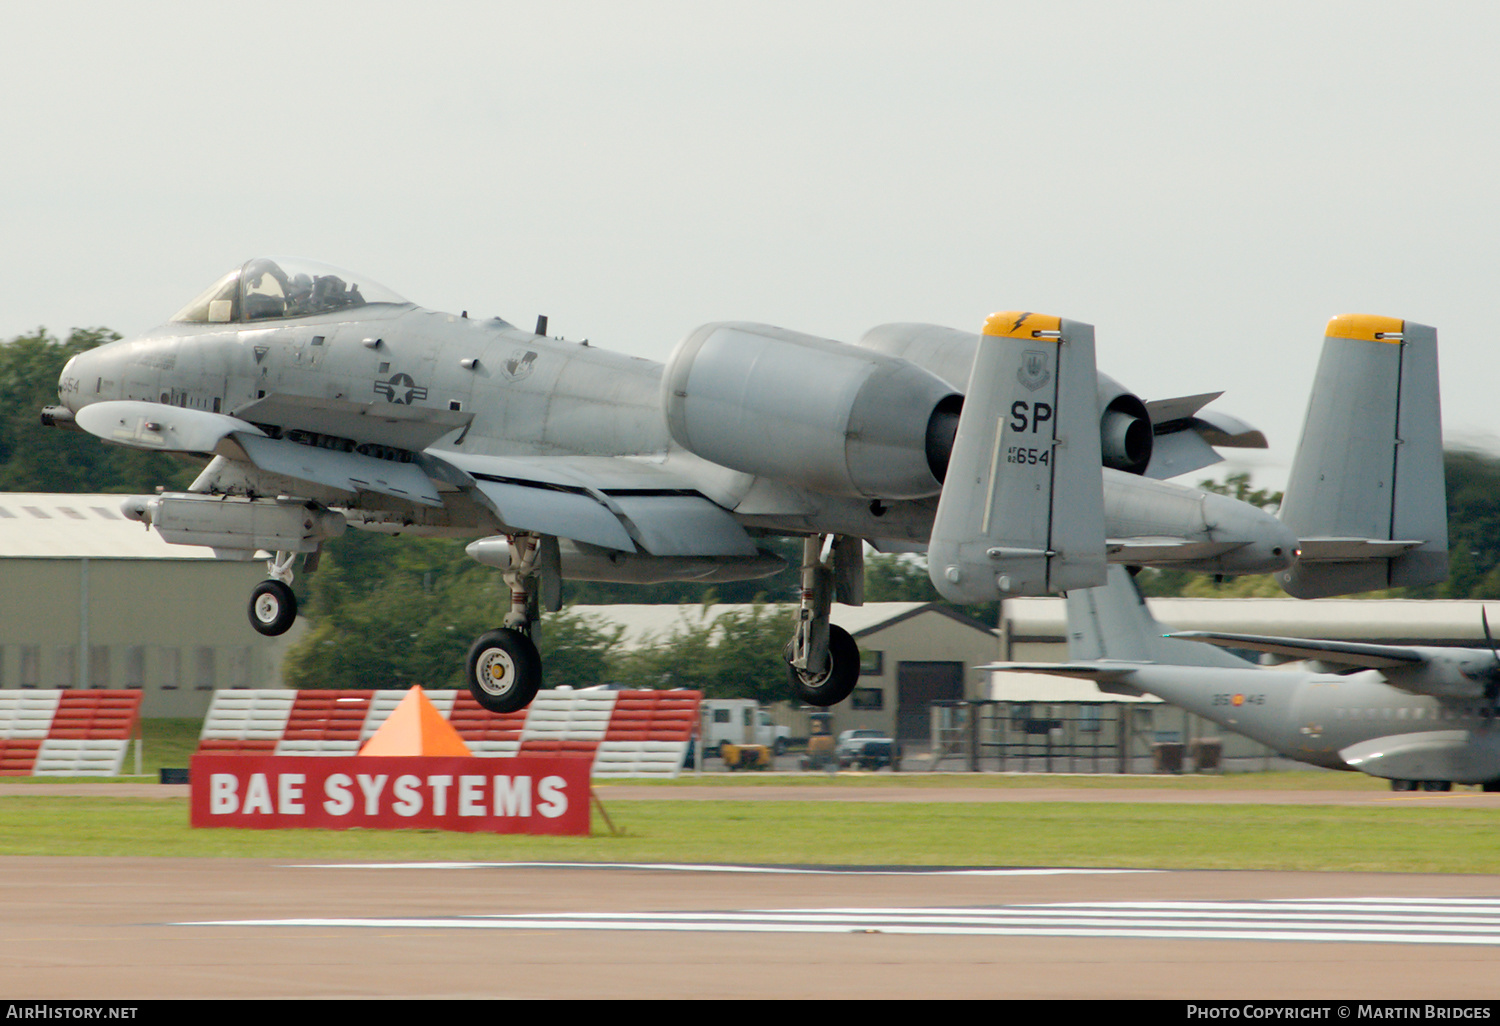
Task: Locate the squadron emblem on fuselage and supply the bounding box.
[501,350,539,382]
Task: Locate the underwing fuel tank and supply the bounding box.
[662,322,961,499]
[120,493,345,555]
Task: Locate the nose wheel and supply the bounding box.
[466,628,543,713]
[249,579,297,636]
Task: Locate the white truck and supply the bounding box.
[701,700,791,756]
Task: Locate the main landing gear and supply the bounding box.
[461,532,865,715]
[1390,779,1455,792]
[248,550,300,637]
[785,535,862,707]
[465,535,544,714]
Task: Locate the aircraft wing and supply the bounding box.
[979,660,1143,684]
[74,399,448,507]
[72,399,760,557]
[428,451,760,557]
[1164,631,1428,669]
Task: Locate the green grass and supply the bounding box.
[3,793,1499,873]
[3,719,1491,873]
[601,769,1391,790]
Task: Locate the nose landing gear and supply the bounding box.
[248,550,301,637]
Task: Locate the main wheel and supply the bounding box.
[788,624,859,706]
[465,628,542,714]
[248,580,297,637]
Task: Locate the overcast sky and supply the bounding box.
[5,1,1498,488]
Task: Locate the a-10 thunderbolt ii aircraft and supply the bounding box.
[987,566,1500,792]
[39,257,1448,714]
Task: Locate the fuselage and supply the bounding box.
[1126,662,1500,778]
[57,269,1296,568]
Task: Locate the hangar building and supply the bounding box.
[0,494,301,717]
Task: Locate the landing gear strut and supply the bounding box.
[465,535,544,714]
[786,535,861,706]
[248,550,300,636]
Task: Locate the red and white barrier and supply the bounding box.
[197,688,700,777]
[0,690,141,776]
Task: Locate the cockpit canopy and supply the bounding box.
[171,257,410,324]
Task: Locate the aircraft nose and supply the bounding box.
[58,352,85,412]
[1202,491,1298,573]
[57,345,114,413]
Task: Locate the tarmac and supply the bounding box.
[4,781,1500,1000]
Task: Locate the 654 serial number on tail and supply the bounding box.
[1007,446,1052,465]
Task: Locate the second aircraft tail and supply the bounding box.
[1275,315,1447,598]
[1067,566,1252,669]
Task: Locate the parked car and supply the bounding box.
[836,729,895,770]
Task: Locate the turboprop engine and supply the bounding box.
[662,322,962,499]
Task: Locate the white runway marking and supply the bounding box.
[180,897,1500,945]
[291,861,1154,876]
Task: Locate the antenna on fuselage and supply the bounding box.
[535,315,548,337]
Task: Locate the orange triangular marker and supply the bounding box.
[359,686,472,757]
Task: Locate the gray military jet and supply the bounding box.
[987,567,1500,791]
[40,256,1448,713]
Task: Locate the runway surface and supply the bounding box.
[7,856,1500,999]
[6,782,1500,999]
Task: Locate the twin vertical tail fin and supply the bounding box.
[1276,316,1447,598]
[927,312,1106,601]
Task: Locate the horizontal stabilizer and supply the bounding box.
[1292,537,1426,562]
[927,312,1105,601]
[1106,537,1248,563]
[1164,631,1426,669]
[1277,315,1447,598]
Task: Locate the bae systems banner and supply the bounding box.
[189,755,591,835]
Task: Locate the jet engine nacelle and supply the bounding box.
[662,322,961,500]
[855,323,1155,476]
[1096,372,1153,476]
